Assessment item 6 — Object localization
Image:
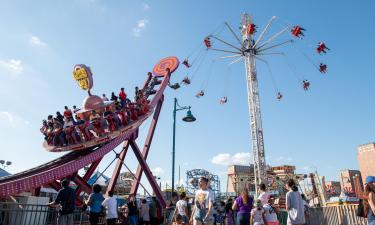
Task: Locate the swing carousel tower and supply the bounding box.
[206,13,296,195]
[241,13,267,194]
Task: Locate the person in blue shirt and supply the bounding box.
[86,184,104,225]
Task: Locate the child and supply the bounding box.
[250,199,266,225]
[173,214,184,225]
[263,197,279,225]
[225,198,234,225]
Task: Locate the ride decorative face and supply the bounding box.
[72,64,93,91]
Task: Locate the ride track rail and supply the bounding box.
[0,57,177,199]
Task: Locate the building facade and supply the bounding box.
[358,143,375,185]
[227,165,255,194]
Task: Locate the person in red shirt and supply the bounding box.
[119,88,127,108]
[63,106,73,119]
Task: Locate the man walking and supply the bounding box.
[48,179,76,225]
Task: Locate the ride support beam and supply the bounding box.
[106,141,130,194]
[130,96,164,195]
[129,140,166,208]
[75,158,102,197]
[73,175,92,194]
[47,180,62,191]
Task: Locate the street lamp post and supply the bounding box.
[172,98,196,194]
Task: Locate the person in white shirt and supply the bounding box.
[174,192,189,224]
[190,177,215,225]
[102,190,118,225]
[139,199,150,225]
[257,183,270,205]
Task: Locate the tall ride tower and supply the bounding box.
[241,13,267,193]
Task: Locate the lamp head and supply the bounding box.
[182,108,196,122]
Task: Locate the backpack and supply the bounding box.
[356,199,368,218]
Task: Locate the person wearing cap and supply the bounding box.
[365,176,375,224]
[263,197,279,225]
[48,179,76,225]
[190,177,215,225]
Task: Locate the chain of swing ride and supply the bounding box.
[169,13,330,194]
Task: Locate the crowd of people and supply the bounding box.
[168,177,309,225]
[40,74,160,148]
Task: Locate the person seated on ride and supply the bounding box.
[52,118,67,147]
[204,37,212,48]
[182,59,191,68]
[115,105,128,126]
[73,105,80,113]
[111,92,118,102]
[247,23,257,35]
[40,120,48,140]
[277,92,283,101]
[181,77,191,85]
[56,111,64,125]
[319,63,327,73]
[45,120,55,144]
[75,115,92,141]
[63,106,73,120]
[302,80,310,91]
[63,117,80,145]
[195,90,204,98]
[316,42,330,54]
[90,110,105,137]
[127,102,138,121]
[103,110,118,132]
[291,26,305,38]
[169,82,180,90]
[220,96,228,104]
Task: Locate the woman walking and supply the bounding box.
[232,188,253,225]
[189,177,215,225]
[365,176,375,225]
[285,179,305,225]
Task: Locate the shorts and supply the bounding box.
[267,222,279,225]
[194,208,214,224]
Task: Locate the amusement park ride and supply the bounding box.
[0,56,181,208]
[176,14,330,195]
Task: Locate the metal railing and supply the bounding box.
[0,202,107,225]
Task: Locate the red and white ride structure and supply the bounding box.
[0,56,180,208]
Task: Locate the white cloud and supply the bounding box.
[151,167,164,176]
[142,3,150,10]
[274,156,293,162]
[232,153,252,165]
[211,153,231,166]
[211,152,252,166]
[29,36,48,47]
[132,19,149,37]
[0,59,24,76]
[0,111,30,126]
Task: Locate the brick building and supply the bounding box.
[358,143,375,185]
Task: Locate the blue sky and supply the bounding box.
[1,0,375,193]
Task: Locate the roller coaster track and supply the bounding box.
[0,60,174,201]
